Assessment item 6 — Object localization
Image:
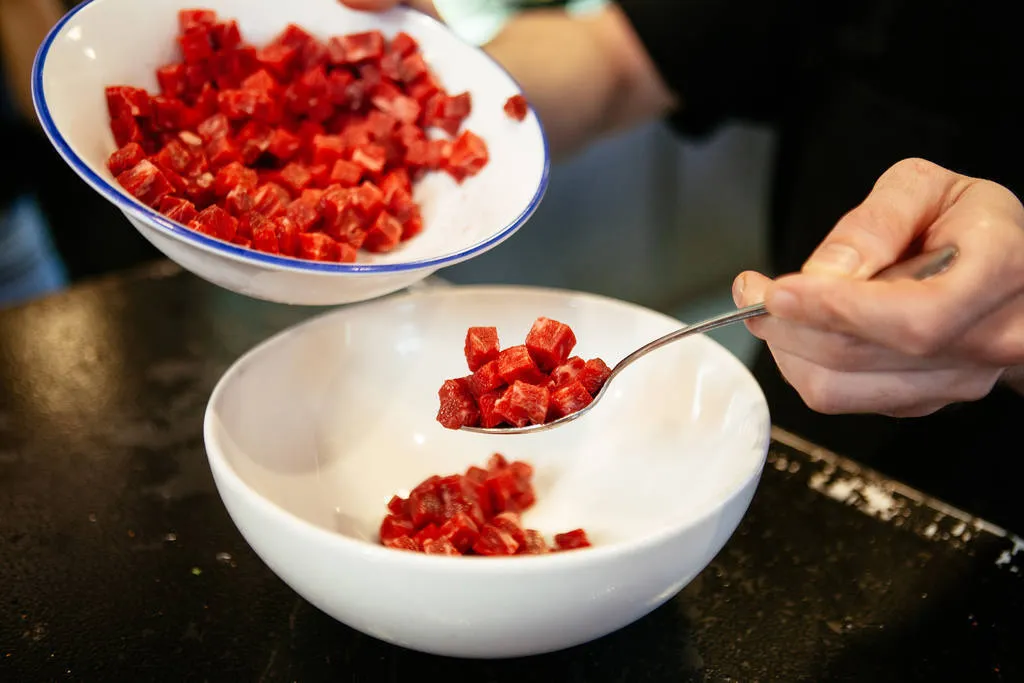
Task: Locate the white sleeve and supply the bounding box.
[433,0,610,46]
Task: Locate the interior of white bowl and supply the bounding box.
[33,0,548,273]
[205,286,771,556]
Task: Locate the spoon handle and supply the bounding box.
[608,245,959,382]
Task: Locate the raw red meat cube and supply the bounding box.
[236,211,264,240]
[251,220,280,254]
[464,326,500,372]
[406,71,440,102]
[211,20,242,50]
[332,31,385,64]
[284,196,320,232]
[307,163,331,187]
[554,529,591,551]
[579,358,612,396]
[236,121,274,164]
[155,139,199,178]
[273,216,301,256]
[521,529,548,554]
[297,232,341,261]
[485,464,530,513]
[178,29,213,64]
[547,356,585,391]
[400,214,424,241]
[414,523,442,545]
[446,130,489,183]
[107,142,146,177]
[117,159,174,208]
[504,94,528,121]
[487,453,509,472]
[472,524,519,556]
[278,162,312,195]
[158,196,198,224]
[329,159,363,187]
[178,8,217,33]
[362,211,402,253]
[272,23,316,50]
[494,381,549,428]
[386,495,408,518]
[197,113,231,142]
[189,204,238,241]
[241,69,278,96]
[256,42,298,79]
[465,466,489,485]
[477,391,505,428]
[490,511,527,548]
[105,85,151,120]
[311,134,345,166]
[379,514,415,543]
[150,95,187,131]
[467,360,504,397]
[350,143,387,173]
[549,381,594,419]
[383,535,418,551]
[251,182,289,218]
[205,136,242,169]
[436,377,480,430]
[218,88,270,120]
[496,345,545,386]
[408,485,444,528]
[267,128,301,161]
[110,115,145,149]
[422,536,460,555]
[213,161,258,197]
[525,317,577,371]
[389,31,419,57]
[186,171,216,208]
[350,181,384,218]
[371,87,421,125]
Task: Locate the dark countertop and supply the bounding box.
[1,263,1022,683]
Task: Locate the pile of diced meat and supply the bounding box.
[380,453,590,555]
[437,317,611,429]
[104,8,494,262]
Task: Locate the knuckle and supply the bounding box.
[894,311,951,357]
[798,370,844,415]
[884,157,945,185]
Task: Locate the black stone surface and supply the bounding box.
[1,264,1021,682]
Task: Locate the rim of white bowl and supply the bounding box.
[203,284,773,571]
[30,0,550,275]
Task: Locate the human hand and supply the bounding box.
[733,158,1024,417]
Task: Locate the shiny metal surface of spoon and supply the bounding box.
[460,245,959,435]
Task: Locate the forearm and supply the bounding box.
[483,4,675,159]
[0,0,64,125]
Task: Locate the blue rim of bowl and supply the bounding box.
[30,0,550,275]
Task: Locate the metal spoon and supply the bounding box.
[460,245,959,435]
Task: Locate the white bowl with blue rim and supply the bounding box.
[32,0,548,306]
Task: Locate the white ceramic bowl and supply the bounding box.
[203,285,771,658]
[32,0,548,305]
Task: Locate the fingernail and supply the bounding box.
[804,244,861,276]
[732,275,746,306]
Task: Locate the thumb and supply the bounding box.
[803,158,968,279]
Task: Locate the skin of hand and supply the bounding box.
[733,158,1024,417]
[0,0,64,125]
[337,0,676,158]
